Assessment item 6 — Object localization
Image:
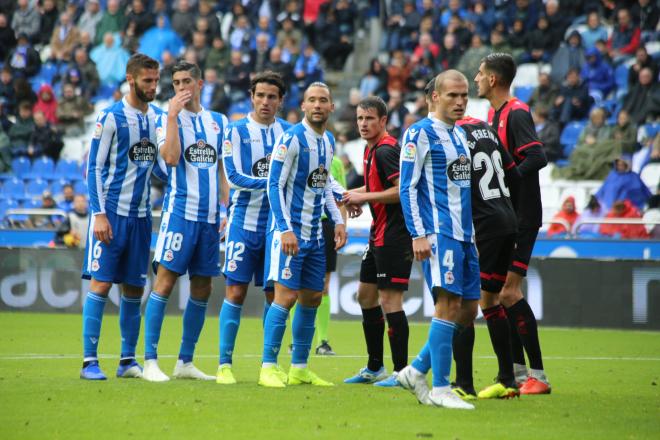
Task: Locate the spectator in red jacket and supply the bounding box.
[547,196,579,237]
[599,199,649,239]
[607,8,640,64]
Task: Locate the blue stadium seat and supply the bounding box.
[27,156,56,179]
[3,177,25,198]
[614,64,629,99]
[0,198,19,223]
[514,85,535,104]
[22,198,42,209]
[73,180,87,195]
[25,178,49,197]
[54,159,82,181]
[560,121,587,157]
[49,178,69,197]
[11,156,31,178]
[643,122,660,140]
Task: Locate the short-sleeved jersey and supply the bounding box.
[268,119,343,241]
[399,116,474,243]
[222,114,291,233]
[363,133,409,246]
[488,99,547,228]
[457,117,518,241]
[156,107,228,224]
[87,98,162,218]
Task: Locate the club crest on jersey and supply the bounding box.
[184,139,217,168]
[281,267,292,280]
[222,140,232,157]
[252,155,270,177]
[402,143,416,161]
[444,271,454,285]
[129,137,156,168]
[227,260,237,272]
[93,122,103,139]
[274,144,287,161]
[447,154,471,187]
[211,121,220,133]
[307,163,328,193]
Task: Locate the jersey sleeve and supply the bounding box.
[324,178,344,225]
[399,128,428,238]
[267,135,298,233]
[151,154,169,183]
[155,112,167,148]
[87,111,115,215]
[222,124,268,191]
[508,109,547,175]
[376,144,401,183]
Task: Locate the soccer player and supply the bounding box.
[142,61,228,382]
[258,82,347,388]
[343,96,412,387]
[80,53,161,380]
[314,155,347,356]
[396,70,478,410]
[217,71,291,384]
[452,115,521,399]
[475,53,551,394]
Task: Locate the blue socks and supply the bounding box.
[262,303,289,364]
[119,295,142,360]
[262,300,270,327]
[412,341,431,374]
[82,292,107,361]
[429,318,456,387]
[219,299,242,365]
[291,305,317,365]
[144,291,168,360]
[179,297,208,363]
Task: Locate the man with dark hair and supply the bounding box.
[143,61,229,382]
[452,115,521,400]
[475,53,551,394]
[217,71,292,385]
[80,53,162,380]
[343,96,413,387]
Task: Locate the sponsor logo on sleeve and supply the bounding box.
[274,144,287,162]
[402,142,416,161]
[222,140,232,157]
[93,122,103,139]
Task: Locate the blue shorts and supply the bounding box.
[223,222,266,286]
[421,234,480,301]
[82,211,151,287]
[153,212,220,278]
[264,230,325,292]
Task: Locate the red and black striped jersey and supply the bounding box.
[364,133,410,246]
[488,99,547,228]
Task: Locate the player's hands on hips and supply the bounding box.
[168,90,192,116]
[93,213,113,244]
[334,223,347,250]
[413,236,431,261]
[281,231,299,256]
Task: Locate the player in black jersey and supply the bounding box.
[453,116,521,400]
[342,96,413,387]
[475,53,551,395]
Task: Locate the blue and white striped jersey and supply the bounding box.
[87,98,162,218]
[156,107,228,224]
[268,119,343,241]
[399,116,474,243]
[222,114,291,233]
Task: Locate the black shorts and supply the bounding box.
[477,233,516,293]
[322,219,337,273]
[509,227,539,277]
[360,241,413,290]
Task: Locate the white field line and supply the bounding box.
[1,354,659,361]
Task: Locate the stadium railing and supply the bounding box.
[573,218,660,237]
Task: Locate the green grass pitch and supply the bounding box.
[0,312,659,439]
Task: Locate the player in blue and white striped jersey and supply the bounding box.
[258,82,347,388]
[216,71,291,385]
[142,61,228,382]
[80,54,162,381]
[397,70,480,410]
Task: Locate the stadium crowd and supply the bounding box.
[0,0,658,238]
